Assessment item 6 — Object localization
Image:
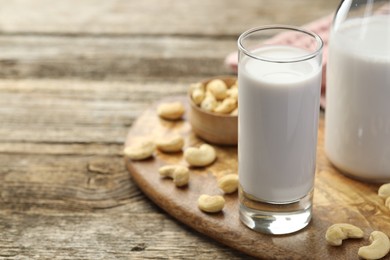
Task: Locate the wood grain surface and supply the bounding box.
[0,0,345,259]
[125,97,390,260]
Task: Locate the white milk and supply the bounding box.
[238,46,322,203]
[325,16,390,181]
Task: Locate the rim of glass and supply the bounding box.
[237,25,324,63]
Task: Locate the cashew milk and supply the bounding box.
[325,16,390,181]
[238,46,321,203]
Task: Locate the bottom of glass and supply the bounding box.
[239,188,313,235]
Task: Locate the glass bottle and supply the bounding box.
[325,0,390,182]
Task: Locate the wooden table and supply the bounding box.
[0,1,340,259]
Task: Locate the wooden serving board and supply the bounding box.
[125,97,390,260]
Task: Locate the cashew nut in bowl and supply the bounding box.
[157,102,185,120]
[214,97,236,114]
[190,82,205,105]
[192,88,205,105]
[378,183,390,199]
[184,144,217,167]
[206,79,227,100]
[124,140,155,160]
[325,223,364,246]
[230,107,238,116]
[159,165,189,187]
[385,197,390,209]
[156,134,184,153]
[190,82,204,93]
[198,194,225,213]
[200,95,217,112]
[358,231,390,260]
[227,85,238,101]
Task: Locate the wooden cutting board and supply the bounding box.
[125,97,390,260]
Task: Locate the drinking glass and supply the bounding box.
[237,25,323,234]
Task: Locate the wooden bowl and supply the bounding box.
[188,76,238,146]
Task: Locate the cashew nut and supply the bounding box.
[184,144,217,167]
[325,223,364,246]
[230,107,238,116]
[198,194,225,213]
[227,85,238,101]
[358,231,390,260]
[218,174,239,194]
[192,88,205,105]
[157,102,185,120]
[214,97,237,114]
[156,134,184,153]
[191,78,239,115]
[206,79,227,100]
[378,183,390,199]
[159,165,189,187]
[205,90,215,98]
[124,140,155,160]
[200,95,217,112]
[190,83,205,105]
[385,197,390,209]
[190,82,204,92]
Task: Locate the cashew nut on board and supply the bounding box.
[218,174,239,194]
[157,102,185,120]
[123,140,155,160]
[325,223,364,246]
[358,231,390,260]
[155,134,184,153]
[184,144,217,167]
[158,165,189,187]
[197,194,225,213]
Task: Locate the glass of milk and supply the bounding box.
[237,26,323,234]
[325,0,390,182]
